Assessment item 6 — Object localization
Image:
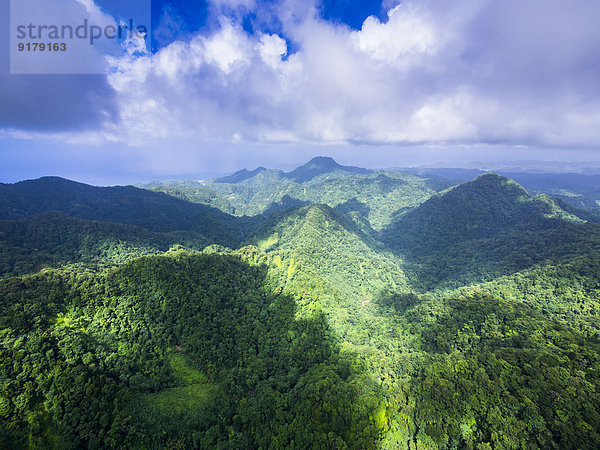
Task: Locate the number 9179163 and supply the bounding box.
[18,42,67,52]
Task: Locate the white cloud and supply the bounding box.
[408,90,482,142]
[203,19,252,73]
[9,0,600,151]
[352,4,437,66]
[257,33,288,70]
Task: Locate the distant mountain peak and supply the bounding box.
[473,171,521,183]
[304,156,341,169]
[463,172,530,198]
[285,156,372,183]
[215,167,267,184]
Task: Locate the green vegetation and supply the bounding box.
[0,211,209,278]
[136,158,441,233]
[143,180,235,214]
[3,160,600,448]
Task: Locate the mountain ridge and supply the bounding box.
[0,176,246,236]
[384,172,582,252]
[215,167,267,184]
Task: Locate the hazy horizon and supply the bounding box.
[5,152,600,187]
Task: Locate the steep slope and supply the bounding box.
[383,173,592,288]
[248,203,408,302]
[384,173,582,252]
[244,204,412,357]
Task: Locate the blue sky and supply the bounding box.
[151,0,385,47]
[2,0,600,184]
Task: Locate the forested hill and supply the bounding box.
[247,203,409,313]
[406,167,600,212]
[0,212,212,278]
[382,173,598,290]
[0,176,242,233]
[0,177,262,277]
[3,163,600,448]
[383,173,583,252]
[145,159,438,230]
[215,167,267,183]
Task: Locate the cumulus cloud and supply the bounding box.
[352,3,437,65]
[4,0,600,149]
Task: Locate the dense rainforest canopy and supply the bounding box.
[2,157,600,448]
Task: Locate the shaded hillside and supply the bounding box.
[0,177,244,237]
[245,204,410,344]
[0,177,259,250]
[403,222,600,290]
[384,173,583,252]
[0,253,386,449]
[0,212,209,278]
[382,173,594,289]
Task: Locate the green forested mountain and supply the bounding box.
[144,162,438,231]
[407,168,600,214]
[0,176,247,238]
[0,177,262,277]
[2,159,600,448]
[382,173,596,289]
[0,212,210,278]
[384,173,583,251]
